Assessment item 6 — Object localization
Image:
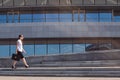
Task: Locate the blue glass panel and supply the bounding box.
[80,14,84,19]
[35,44,47,55]
[20,19,32,23]
[74,13,78,19]
[74,13,84,22]
[60,13,72,18]
[99,18,111,22]
[33,19,45,22]
[24,45,34,56]
[86,13,98,18]
[46,14,58,18]
[10,45,16,56]
[14,19,19,23]
[114,16,120,22]
[86,13,98,22]
[33,14,45,19]
[20,14,32,19]
[60,19,72,22]
[114,16,120,18]
[60,44,72,54]
[100,13,112,18]
[73,44,85,53]
[99,13,112,22]
[114,18,120,22]
[0,45,9,57]
[0,20,6,23]
[0,14,6,20]
[46,18,58,22]
[14,14,19,19]
[74,19,78,22]
[48,44,59,54]
[7,15,13,23]
[80,18,84,22]
[86,18,98,22]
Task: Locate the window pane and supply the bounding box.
[24,45,34,56]
[33,13,45,19]
[86,44,99,51]
[46,13,58,18]
[74,12,78,21]
[10,45,16,56]
[86,13,98,18]
[48,44,59,54]
[60,12,72,22]
[99,12,112,22]
[20,19,32,23]
[20,14,32,19]
[0,45,9,57]
[0,20,6,23]
[35,44,47,55]
[73,44,85,53]
[114,16,120,22]
[46,18,58,22]
[60,44,72,54]
[33,19,45,22]
[86,12,98,22]
[100,12,112,18]
[0,14,6,20]
[60,13,72,18]
[60,19,72,22]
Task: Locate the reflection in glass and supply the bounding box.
[86,12,98,22]
[99,12,112,22]
[60,44,72,54]
[73,44,85,53]
[60,13,72,22]
[24,45,34,56]
[20,14,32,22]
[0,45,9,57]
[35,44,47,55]
[10,45,16,56]
[0,14,6,23]
[48,44,59,54]
[86,44,99,51]
[114,16,120,22]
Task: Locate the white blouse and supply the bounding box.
[17,39,23,52]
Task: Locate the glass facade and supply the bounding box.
[0,9,120,23]
[0,38,119,58]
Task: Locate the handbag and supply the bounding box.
[11,53,20,61]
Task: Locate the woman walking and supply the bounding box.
[12,34,29,69]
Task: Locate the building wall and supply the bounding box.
[0,0,120,7]
[0,22,120,38]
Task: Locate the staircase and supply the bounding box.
[0,49,120,77]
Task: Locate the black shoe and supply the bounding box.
[12,65,16,69]
[25,65,29,68]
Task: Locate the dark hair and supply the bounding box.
[18,34,23,39]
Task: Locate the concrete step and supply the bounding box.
[1,49,120,67]
[0,67,120,77]
[29,60,120,67]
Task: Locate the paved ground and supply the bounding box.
[0,76,120,80]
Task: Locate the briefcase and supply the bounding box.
[11,53,20,61]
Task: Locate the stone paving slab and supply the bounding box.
[0,76,120,80]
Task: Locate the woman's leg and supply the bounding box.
[12,60,17,68]
[22,58,29,67]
